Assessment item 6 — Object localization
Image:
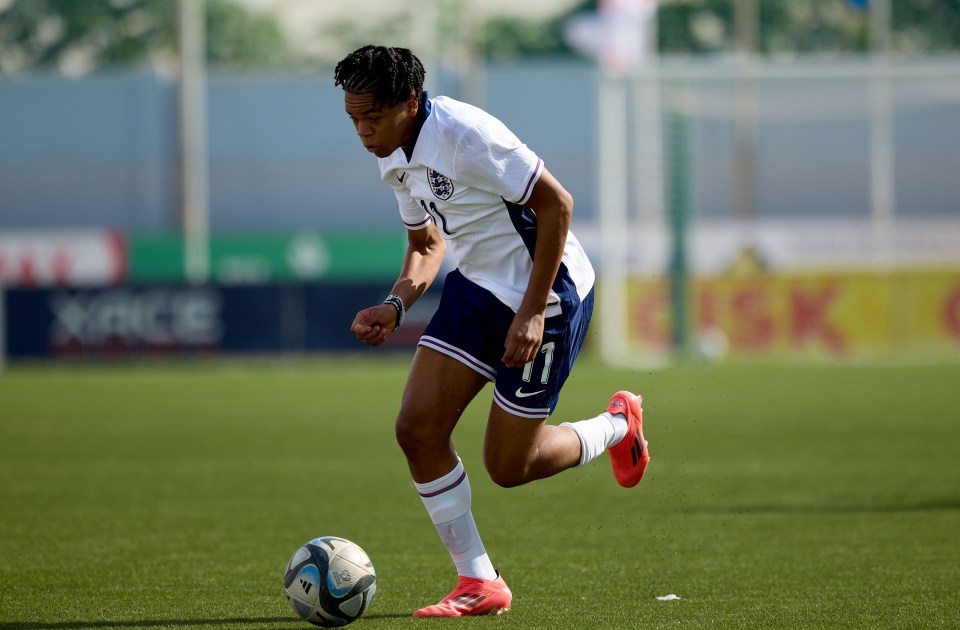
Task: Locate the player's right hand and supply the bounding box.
[350,306,395,346]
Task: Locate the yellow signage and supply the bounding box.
[625,269,960,360]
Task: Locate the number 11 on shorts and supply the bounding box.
[521,342,555,385]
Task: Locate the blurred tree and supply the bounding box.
[476,0,960,59]
[893,0,960,52]
[657,0,960,54]
[204,0,292,68]
[0,0,293,75]
[482,15,573,61]
[480,2,592,60]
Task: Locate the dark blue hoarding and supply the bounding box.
[3,283,437,359]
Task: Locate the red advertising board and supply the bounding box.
[0,231,126,287]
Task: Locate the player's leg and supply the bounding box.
[484,395,648,489]
[484,288,650,488]
[400,347,512,617]
[482,405,581,487]
[482,286,590,487]
[404,271,518,617]
[395,345,487,484]
[486,387,649,489]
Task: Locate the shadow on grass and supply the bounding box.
[691,500,960,515]
[0,614,410,629]
[0,620,292,630]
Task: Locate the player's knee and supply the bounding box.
[394,415,424,456]
[395,411,446,459]
[483,455,527,488]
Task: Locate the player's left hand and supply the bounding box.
[502,311,544,368]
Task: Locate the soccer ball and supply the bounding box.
[284,536,377,627]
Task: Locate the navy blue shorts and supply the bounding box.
[419,269,594,419]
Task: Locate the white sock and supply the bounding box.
[561,412,628,466]
[414,459,497,581]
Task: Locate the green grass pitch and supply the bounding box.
[1,356,958,629]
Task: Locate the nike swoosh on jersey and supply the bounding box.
[515,388,545,398]
[396,172,406,183]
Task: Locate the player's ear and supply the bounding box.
[407,94,419,115]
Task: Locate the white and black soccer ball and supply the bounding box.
[284,536,377,627]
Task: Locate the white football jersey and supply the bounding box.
[377,95,595,317]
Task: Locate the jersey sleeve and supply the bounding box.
[388,178,433,230]
[453,122,543,206]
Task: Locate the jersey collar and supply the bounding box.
[402,91,432,163]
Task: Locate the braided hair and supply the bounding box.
[334,45,426,108]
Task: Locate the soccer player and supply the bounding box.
[334,45,650,618]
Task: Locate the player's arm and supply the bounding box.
[502,167,572,368]
[393,221,447,312]
[351,222,446,346]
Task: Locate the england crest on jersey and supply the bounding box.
[428,169,454,200]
